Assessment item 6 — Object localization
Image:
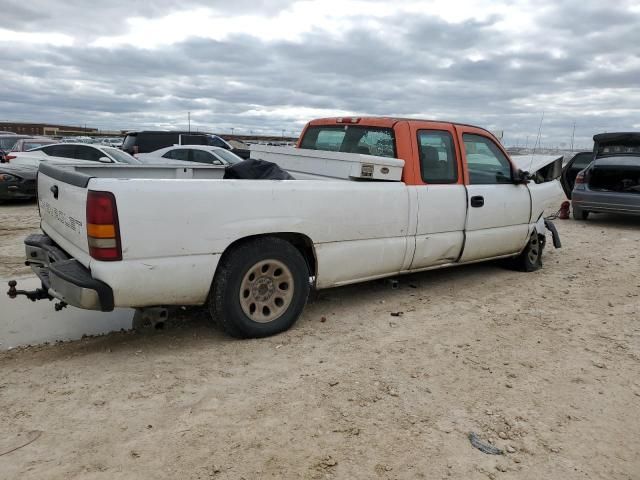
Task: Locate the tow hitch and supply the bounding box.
[7,280,51,301]
[7,280,68,310]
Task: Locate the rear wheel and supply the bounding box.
[209,237,310,338]
[511,233,544,272]
[573,206,589,220]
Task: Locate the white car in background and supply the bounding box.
[7,143,141,167]
[100,138,123,148]
[138,145,244,165]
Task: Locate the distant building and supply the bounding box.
[0,122,99,137]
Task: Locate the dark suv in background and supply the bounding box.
[121,131,250,159]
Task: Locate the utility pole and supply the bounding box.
[281,129,285,139]
[231,127,234,136]
[188,112,191,133]
[570,121,576,152]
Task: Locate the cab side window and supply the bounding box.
[192,150,222,164]
[463,134,512,184]
[42,144,76,158]
[75,145,106,162]
[163,149,190,161]
[417,130,458,184]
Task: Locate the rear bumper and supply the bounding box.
[25,234,114,311]
[572,189,640,216]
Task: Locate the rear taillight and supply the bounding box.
[86,190,122,261]
[575,171,586,184]
[4,155,16,162]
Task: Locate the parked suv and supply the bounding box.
[121,131,250,159]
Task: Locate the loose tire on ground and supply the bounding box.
[510,232,544,272]
[209,237,310,338]
[573,206,589,220]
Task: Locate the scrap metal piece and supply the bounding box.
[469,432,503,455]
[544,219,562,248]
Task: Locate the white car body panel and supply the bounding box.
[91,255,220,306]
[410,185,467,269]
[461,184,531,261]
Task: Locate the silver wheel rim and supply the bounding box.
[239,259,294,323]
[527,236,540,264]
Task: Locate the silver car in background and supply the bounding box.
[564,133,640,219]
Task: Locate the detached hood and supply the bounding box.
[511,155,564,178]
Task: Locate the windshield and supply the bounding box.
[0,137,19,151]
[208,135,230,148]
[597,143,640,156]
[300,125,396,158]
[103,147,141,164]
[212,148,242,165]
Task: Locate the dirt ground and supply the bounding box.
[0,200,40,278]
[1,201,639,480]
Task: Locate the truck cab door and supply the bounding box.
[407,124,467,270]
[457,128,531,262]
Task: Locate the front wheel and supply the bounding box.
[510,232,544,272]
[209,237,310,338]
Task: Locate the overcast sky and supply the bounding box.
[1,0,639,147]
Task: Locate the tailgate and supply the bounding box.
[37,164,91,260]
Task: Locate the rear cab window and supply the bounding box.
[300,125,396,158]
[417,130,458,183]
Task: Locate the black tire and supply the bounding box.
[511,233,544,272]
[573,206,589,220]
[209,237,310,338]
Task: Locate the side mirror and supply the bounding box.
[98,156,112,163]
[513,169,532,184]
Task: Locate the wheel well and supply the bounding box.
[218,233,317,277]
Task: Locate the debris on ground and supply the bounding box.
[469,432,504,455]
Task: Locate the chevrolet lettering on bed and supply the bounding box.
[7,117,562,338]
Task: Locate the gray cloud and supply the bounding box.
[0,0,639,147]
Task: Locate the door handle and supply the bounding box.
[470,195,484,207]
[50,185,59,199]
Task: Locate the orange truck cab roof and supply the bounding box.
[298,116,510,186]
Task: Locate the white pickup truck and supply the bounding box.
[9,117,562,338]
